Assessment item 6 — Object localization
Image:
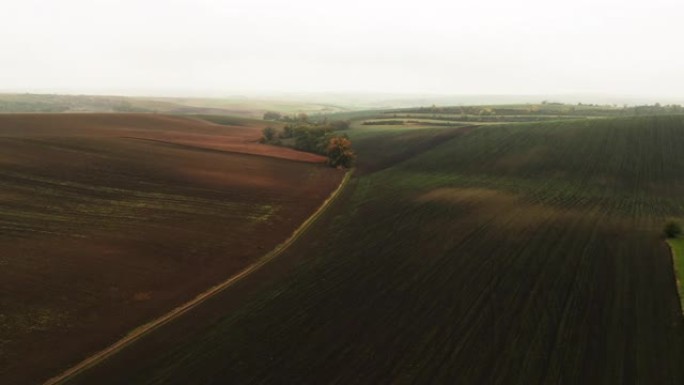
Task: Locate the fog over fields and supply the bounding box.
[2,1,684,385]
[1,0,683,101]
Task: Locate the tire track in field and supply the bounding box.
[43,169,354,385]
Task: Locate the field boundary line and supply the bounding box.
[43,168,354,385]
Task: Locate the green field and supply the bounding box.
[70,115,684,384]
[667,238,684,312]
[317,102,684,127]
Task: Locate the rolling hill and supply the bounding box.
[0,113,344,384]
[67,115,684,384]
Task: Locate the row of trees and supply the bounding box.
[263,111,310,122]
[260,117,355,168]
[263,111,351,130]
[263,111,283,121]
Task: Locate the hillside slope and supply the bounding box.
[0,114,343,384]
[70,116,684,384]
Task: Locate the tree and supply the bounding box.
[326,136,355,168]
[261,126,276,142]
[280,124,294,138]
[664,221,682,238]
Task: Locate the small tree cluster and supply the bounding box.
[260,126,276,143]
[326,136,355,168]
[274,122,332,152]
[259,122,354,168]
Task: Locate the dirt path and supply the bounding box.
[43,169,353,385]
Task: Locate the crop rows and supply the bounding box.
[70,116,684,384]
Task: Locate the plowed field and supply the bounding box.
[0,114,343,384]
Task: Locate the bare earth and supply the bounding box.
[0,113,343,384]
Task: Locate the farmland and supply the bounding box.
[667,239,684,312]
[0,93,350,117]
[0,113,343,384]
[67,115,684,384]
[315,101,684,129]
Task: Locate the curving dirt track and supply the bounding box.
[43,170,352,385]
[0,113,343,385]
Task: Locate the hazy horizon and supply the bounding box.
[2,0,683,99]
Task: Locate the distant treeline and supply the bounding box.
[264,111,351,129]
[0,94,151,113]
[405,120,467,127]
[392,103,684,117]
[386,114,580,123]
[362,120,405,125]
[363,119,468,127]
[0,101,68,112]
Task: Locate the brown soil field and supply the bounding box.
[0,113,326,163]
[0,113,343,384]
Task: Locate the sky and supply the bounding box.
[1,0,683,99]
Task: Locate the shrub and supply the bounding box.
[261,126,276,142]
[664,221,682,238]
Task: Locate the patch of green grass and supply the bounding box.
[667,237,684,312]
[190,114,266,127]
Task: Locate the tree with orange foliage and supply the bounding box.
[326,135,355,168]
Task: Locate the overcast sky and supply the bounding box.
[1,0,682,98]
